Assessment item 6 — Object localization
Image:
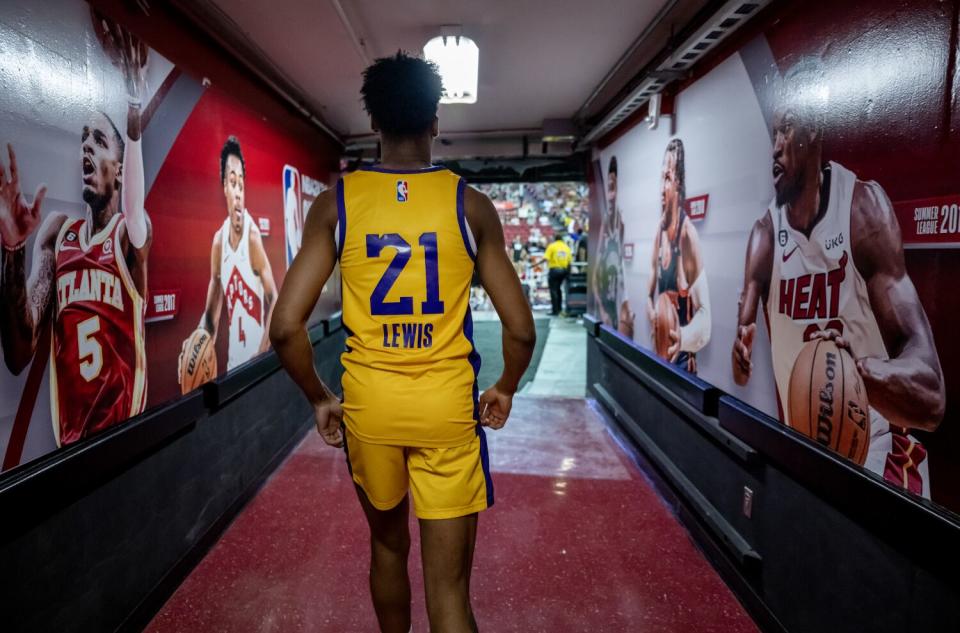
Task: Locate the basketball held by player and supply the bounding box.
[182,136,277,381]
[0,17,151,445]
[270,52,535,633]
[646,138,710,373]
[731,58,945,496]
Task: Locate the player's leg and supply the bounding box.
[343,428,412,632]
[354,485,412,633]
[407,432,492,632]
[420,514,479,633]
[548,269,562,314]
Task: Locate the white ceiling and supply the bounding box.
[210,0,672,138]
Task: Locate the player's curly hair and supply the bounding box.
[665,138,686,209]
[361,52,443,137]
[220,135,245,183]
[608,155,617,176]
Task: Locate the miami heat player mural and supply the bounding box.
[647,139,711,373]
[731,60,945,497]
[184,136,277,373]
[0,22,151,446]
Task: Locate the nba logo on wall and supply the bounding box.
[397,180,409,202]
[282,165,303,268]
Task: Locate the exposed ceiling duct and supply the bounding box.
[582,0,771,144]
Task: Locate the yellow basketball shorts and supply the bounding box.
[343,424,494,520]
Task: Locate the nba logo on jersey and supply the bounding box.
[397,180,409,202]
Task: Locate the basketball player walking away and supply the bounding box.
[271,53,535,633]
[646,139,711,373]
[593,156,635,337]
[191,136,277,371]
[0,24,151,445]
[731,60,945,497]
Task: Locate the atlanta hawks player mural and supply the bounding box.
[185,136,277,372]
[731,60,945,497]
[647,139,711,373]
[0,23,152,445]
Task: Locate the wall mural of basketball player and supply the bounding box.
[0,22,152,446]
[647,138,711,373]
[593,156,634,337]
[731,59,945,497]
[186,136,277,372]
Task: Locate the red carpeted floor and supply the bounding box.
[146,397,758,632]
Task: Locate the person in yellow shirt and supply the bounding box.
[542,232,572,315]
[269,53,535,633]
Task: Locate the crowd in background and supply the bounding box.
[471,182,589,312]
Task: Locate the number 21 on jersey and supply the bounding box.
[367,232,445,316]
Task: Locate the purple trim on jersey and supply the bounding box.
[463,305,493,507]
[336,178,346,259]
[341,425,354,476]
[456,178,476,261]
[476,423,495,508]
[462,306,482,421]
[359,164,445,174]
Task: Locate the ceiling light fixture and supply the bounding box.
[424,25,478,104]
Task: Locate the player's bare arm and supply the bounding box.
[646,229,660,338]
[675,219,711,359]
[269,188,342,445]
[846,180,945,430]
[616,220,634,337]
[732,213,773,385]
[120,214,152,298]
[592,231,613,326]
[0,211,65,374]
[590,242,604,320]
[466,186,536,429]
[119,60,152,297]
[200,231,224,340]
[248,222,277,353]
[0,142,60,374]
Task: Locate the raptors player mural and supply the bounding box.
[647,139,711,373]
[731,60,946,497]
[185,136,277,373]
[593,156,635,337]
[0,22,151,446]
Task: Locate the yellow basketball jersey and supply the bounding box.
[337,165,480,447]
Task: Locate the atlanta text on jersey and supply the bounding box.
[57,269,125,314]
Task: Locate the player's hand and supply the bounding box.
[176,337,188,385]
[732,323,756,384]
[618,300,635,338]
[667,327,681,362]
[0,144,45,249]
[313,397,344,447]
[810,328,852,353]
[479,383,513,430]
[106,22,148,102]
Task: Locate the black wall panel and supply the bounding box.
[0,328,346,633]
[588,329,960,633]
